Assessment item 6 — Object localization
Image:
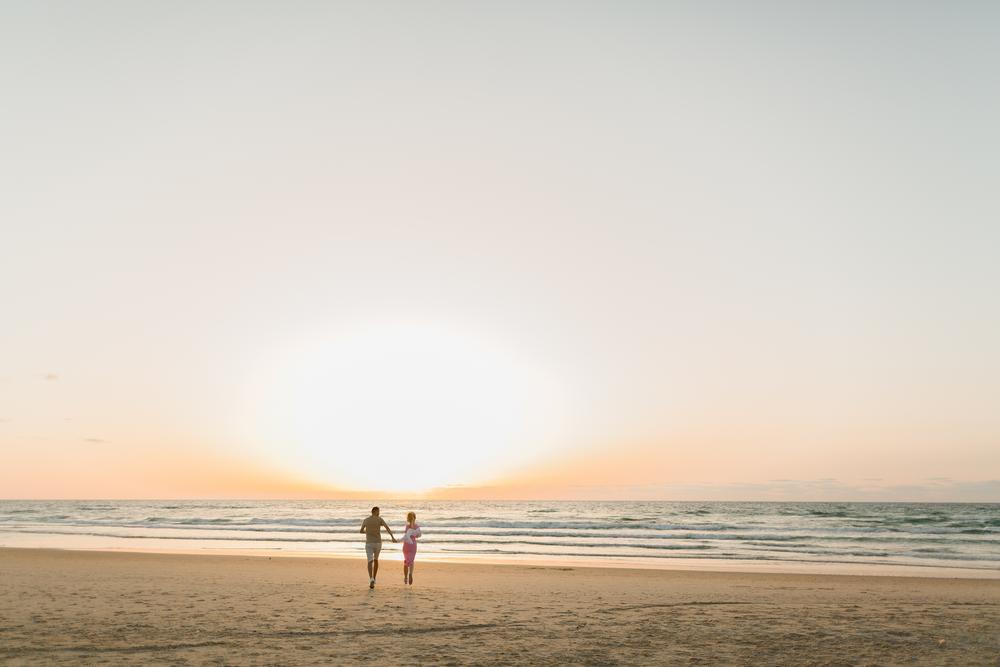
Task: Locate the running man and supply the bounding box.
[360,506,396,588]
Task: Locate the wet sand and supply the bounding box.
[1,548,998,665]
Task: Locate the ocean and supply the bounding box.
[1,500,997,577]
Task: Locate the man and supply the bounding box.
[360,506,395,589]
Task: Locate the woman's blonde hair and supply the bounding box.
[406,511,416,524]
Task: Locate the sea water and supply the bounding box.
[1,500,997,577]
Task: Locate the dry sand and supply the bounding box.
[1,548,998,666]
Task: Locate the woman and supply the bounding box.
[401,511,422,585]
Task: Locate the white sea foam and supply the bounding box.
[1,500,997,574]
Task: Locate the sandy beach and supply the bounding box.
[1,548,998,665]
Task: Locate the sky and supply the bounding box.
[1,1,998,501]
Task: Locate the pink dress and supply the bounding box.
[402,524,421,566]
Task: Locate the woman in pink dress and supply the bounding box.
[401,511,421,585]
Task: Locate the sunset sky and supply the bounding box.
[2,2,998,501]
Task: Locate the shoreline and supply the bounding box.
[2,541,998,580]
[3,547,999,664]
[3,545,998,582]
[5,500,997,584]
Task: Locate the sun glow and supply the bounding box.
[245,323,569,493]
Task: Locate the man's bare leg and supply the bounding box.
[373,558,379,581]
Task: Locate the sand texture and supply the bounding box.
[1,548,998,665]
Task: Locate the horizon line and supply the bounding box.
[2,497,997,504]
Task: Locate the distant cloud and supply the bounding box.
[83,437,109,444]
[656,479,1000,502]
[429,479,1000,502]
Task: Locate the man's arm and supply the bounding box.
[381,518,396,542]
[360,521,366,534]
